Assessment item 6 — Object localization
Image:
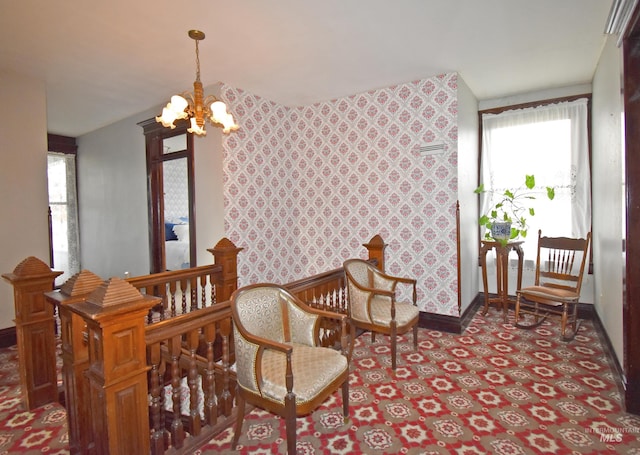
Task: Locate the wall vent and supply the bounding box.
[416,142,445,156]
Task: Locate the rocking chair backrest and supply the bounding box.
[535,230,591,294]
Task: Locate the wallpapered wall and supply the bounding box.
[221,73,460,315]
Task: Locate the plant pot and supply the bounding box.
[491,221,512,242]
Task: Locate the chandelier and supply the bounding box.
[156,30,239,136]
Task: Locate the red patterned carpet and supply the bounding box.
[0,344,68,454]
[1,309,640,454]
[201,310,640,454]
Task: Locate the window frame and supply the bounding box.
[476,94,593,271]
[47,134,80,284]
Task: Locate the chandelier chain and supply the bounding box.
[194,39,201,82]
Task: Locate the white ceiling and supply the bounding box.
[0,0,613,137]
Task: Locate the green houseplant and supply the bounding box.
[474,174,555,245]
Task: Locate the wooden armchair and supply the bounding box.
[514,230,591,340]
[230,283,350,454]
[343,259,419,370]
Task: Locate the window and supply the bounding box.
[479,97,591,261]
[47,135,80,285]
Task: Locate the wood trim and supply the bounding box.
[476,94,595,269]
[138,118,196,273]
[590,307,626,396]
[478,93,592,116]
[418,294,483,334]
[47,134,77,155]
[0,326,16,348]
[623,2,640,415]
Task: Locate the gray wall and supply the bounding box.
[591,34,625,364]
[77,89,227,280]
[457,77,480,315]
[77,109,151,278]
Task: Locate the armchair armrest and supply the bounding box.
[347,277,395,298]
[372,271,417,306]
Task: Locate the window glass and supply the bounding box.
[480,98,591,261]
[47,153,80,284]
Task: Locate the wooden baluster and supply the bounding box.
[210,272,217,306]
[190,276,198,312]
[200,275,207,308]
[203,323,217,425]
[148,342,165,455]
[219,319,233,416]
[169,280,177,318]
[186,329,201,436]
[180,278,188,315]
[168,334,185,448]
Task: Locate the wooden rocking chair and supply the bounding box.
[514,230,591,341]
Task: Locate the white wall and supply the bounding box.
[0,70,50,329]
[456,76,479,315]
[591,34,625,364]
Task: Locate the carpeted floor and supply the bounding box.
[0,308,639,454]
[201,310,640,454]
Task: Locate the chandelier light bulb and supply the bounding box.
[156,30,239,136]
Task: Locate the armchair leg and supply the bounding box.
[391,323,397,370]
[232,391,246,450]
[348,321,356,362]
[412,324,418,350]
[341,379,349,423]
[284,394,296,455]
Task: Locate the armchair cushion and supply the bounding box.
[370,297,420,327]
[259,345,348,405]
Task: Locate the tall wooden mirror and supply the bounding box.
[138,118,196,273]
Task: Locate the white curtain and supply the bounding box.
[48,152,80,284]
[480,98,591,260]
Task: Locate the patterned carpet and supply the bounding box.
[201,310,640,454]
[0,309,639,454]
[0,344,68,454]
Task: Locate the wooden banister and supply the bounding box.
[9,235,385,454]
[208,237,243,302]
[45,269,104,454]
[363,234,387,271]
[2,257,62,409]
[67,278,160,455]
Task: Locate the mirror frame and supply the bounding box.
[138,117,196,273]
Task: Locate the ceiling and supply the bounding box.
[0,0,614,137]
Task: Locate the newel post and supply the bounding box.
[364,234,387,272]
[67,278,160,455]
[45,270,104,455]
[1,257,62,409]
[208,237,243,302]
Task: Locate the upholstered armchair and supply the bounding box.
[230,283,350,454]
[343,259,419,370]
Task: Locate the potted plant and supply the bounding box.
[474,174,555,245]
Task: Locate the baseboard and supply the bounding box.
[418,295,483,334]
[418,293,598,336]
[0,326,16,348]
[588,308,626,395]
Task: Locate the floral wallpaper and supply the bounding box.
[221,73,460,315]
